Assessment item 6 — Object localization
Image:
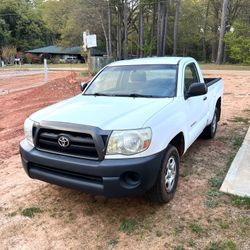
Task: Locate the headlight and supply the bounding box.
[106,128,152,155]
[24,118,34,145]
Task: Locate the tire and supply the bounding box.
[201,108,218,139]
[147,145,180,203]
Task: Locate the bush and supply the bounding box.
[225,22,250,64]
[1,46,17,64]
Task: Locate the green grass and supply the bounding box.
[232,135,245,149]
[21,207,43,218]
[206,240,237,250]
[231,196,250,209]
[189,222,204,236]
[119,218,138,234]
[107,239,119,247]
[229,116,249,124]
[209,176,223,188]
[200,63,250,71]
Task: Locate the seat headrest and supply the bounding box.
[130,71,146,82]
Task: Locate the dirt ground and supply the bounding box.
[0,70,249,250]
[0,70,72,95]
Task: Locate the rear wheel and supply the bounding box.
[147,145,179,203]
[201,108,218,139]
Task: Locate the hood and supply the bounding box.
[30,95,173,130]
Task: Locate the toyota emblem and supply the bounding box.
[58,135,70,148]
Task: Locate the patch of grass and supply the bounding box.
[206,241,223,250]
[232,135,245,149]
[224,240,237,250]
[173,246,185,250]
[189,222,204,236]
[80,70,88,77]
[155,230,162,237]
[200,63,250,71]
[218,221,229,229]
[107,238,119,248]
[206,240,237,250]
[84,207,94,216]
[187,239,195,247]
[209,176,223,188]
[7,211,17,217]
[174,224,185,235]
[206,188,223,208]
[119,218,137,234]
[21,207,43,218]
[229,116,249,124]
[231,196,250,209]
[237,216,250,236]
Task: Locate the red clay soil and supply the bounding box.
[0,71,72,95]
[0,72,86,161]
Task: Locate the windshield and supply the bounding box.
[84,65,177,97]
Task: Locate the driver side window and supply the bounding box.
[184,63,200,94]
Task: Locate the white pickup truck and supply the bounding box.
[20,57,223,203]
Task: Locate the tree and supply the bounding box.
[0,0,53,50]
[216,0,229,64]
[123,0,128,59]
[225,21,250,64]
[173,0,181,56]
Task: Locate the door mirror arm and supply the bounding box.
[80,81,89,92]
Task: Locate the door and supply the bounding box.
[184,63,209,146]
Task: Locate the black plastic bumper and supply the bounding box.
[20,139,164,197]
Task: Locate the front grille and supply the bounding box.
[35,128,99,160]
[29,163,103,184]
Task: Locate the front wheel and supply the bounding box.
[201,108,218,139]
[147,145,180,203]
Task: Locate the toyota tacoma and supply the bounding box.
[20,57,223,203]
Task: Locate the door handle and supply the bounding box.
[203,96,207,101]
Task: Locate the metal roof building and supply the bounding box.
[27,46,104,56]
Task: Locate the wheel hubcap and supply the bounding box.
[165,156,176,192]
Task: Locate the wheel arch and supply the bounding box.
[168,132,185,157]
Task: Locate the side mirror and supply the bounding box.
[187,82,207,98]
[80,82,89,92]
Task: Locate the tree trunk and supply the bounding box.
[107,0,112,57]
[116,7,122,60]
[149,2,157,56]
[162,0,169,56]
[157,0,162,56]
[211,18,218,62]
[173,0,180,56]
[216,0,229,64]
[139,3,144,58]
[98,11,109,56]
[202,0,210,62]
[123,0,128,59]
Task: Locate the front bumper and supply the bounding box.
[20,139,164,197]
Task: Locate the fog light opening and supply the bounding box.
[121,171,141,188]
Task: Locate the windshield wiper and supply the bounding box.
[91,93,111,96]
[114,93,155,98]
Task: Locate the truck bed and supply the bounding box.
[204,78,222,87]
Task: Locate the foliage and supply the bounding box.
[225,21,250,64]
[0,0,249,63]
[1,46,16,64]
[0,0,53,51]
